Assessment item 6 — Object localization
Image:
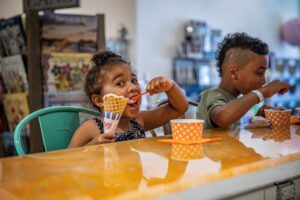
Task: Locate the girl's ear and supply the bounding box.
[92,94,103,108]
[228,65,238,80]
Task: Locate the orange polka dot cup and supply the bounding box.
[171,144,204,161]
[170,119,204,142]
[263,126,290,141]
[265,109,291,127]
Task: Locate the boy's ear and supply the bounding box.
[228,65,238,80]
[92,94,103,108]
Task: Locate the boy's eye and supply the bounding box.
[256,70,265,76]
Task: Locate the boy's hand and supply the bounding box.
[91,132,115,144]
[146,76,174,95]
[256,104,273,117]
[259,80,290,98]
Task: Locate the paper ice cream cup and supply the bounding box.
[104,112,122,133]
[170,119,204,141]
[171,144,204,161]
[264,126,291,141]
[265,109,291,127]
[103,146,125,186]
[102,93,128,133]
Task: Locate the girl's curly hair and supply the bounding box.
[215,32,269,76]
[85,50,129,109]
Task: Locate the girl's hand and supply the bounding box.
[91,132,115,144]
[146,76,174,95]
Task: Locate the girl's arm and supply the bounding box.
[68,120,115,148]
[138,76,188,131]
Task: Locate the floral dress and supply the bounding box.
[94,118,146,141]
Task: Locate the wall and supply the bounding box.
[0,0,136,64]
[1,0,299,79]
[136,0,300,78]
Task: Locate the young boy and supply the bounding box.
[196,32,289,129]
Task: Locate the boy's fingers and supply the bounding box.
[265,105,273,109]
[261,105,273,110]
[279,88,288,94]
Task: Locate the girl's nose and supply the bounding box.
[128,82,140,92]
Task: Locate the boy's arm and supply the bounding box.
[210,80,289,128]
[138,77,188,131]
[210,93,259,128]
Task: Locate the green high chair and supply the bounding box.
[14,106,100,156]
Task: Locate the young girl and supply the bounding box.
[68,51,188,147]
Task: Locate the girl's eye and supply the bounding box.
[116,81,125,86]
[131,79,138,84]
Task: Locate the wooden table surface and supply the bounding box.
[1,125,300,199]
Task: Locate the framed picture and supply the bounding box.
[41,13,98,54]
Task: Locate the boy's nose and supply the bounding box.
[261,77,267,85]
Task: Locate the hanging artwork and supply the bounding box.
[3,93,29,132]
[41,13,98,54]
[44,52,92,93]
[0,54,28,94]
[0,15,26,57]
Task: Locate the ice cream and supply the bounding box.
[102,93,128,133]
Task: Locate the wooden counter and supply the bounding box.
[0,125,300,199]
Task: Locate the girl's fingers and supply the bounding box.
[103,132,115,139]
[101,138,115,143]
[152,80,165,90]
[150,88,163,94]
[146,77,173,94]
[96,133,115,144]
[160,79,167,88]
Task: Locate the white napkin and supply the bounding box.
[245,116,271,128]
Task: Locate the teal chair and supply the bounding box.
[14,106,100,156]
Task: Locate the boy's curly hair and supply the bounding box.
[85,50,129,109]
[215,32,269,76]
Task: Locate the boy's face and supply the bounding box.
[233,54,269,95]
[92,64,142,118]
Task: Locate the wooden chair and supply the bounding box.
[14,106,100,156]
[149,99,198,137]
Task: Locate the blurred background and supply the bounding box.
[0,0,300,155]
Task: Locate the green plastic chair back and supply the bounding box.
[14,106,100,156]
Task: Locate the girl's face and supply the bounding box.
[98,63,142,118]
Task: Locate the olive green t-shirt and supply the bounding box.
[196,87,236,129]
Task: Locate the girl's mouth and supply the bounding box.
[127,100,139,110]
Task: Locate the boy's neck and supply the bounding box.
[219,79,240,98]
